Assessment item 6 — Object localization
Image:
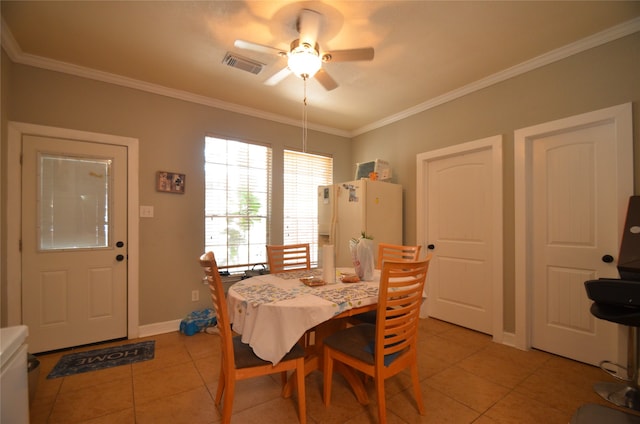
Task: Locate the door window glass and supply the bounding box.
[38,154,111,250]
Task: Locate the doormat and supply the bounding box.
[47,340,155,379]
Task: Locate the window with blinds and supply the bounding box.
[283,150,333,265]
[204,136,271,270]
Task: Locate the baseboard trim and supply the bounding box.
[138,319,182,338]
[136,318,520,351]
[501,331,517,348]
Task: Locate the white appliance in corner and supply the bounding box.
[0,325,30,424]
[318,180,403,267]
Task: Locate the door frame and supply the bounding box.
[6,121,140,340]
[416,135,504,342]
[513,103,634,352]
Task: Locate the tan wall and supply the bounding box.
[351,32,640,333]
[0,59,352,326]
[2,32,639,333]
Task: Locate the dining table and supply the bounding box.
[227,267,381,404]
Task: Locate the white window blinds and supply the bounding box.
[205,136,271,269]
[283,150,333,265]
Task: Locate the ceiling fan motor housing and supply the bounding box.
[233,7,374,90]
[288,39,322,78]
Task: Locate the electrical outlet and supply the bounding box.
[191,290,199,302]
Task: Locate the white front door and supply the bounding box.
[22,135,128,353]
[515,103,634,365]
[417,136,503,339]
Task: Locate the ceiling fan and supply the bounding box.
[234,8,374,91]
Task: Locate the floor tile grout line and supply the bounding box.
[31,320,612,424]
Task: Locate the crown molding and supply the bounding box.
[1,18,349,138]
[3,16,639,139]
[352,16,640,137]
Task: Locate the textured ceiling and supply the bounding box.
[2,1,639,136]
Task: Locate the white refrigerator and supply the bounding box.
[318,180,403,267]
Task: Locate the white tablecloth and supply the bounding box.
[227,268,380,364]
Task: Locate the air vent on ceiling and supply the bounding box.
[223,52,264,75]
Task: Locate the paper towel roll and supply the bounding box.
[322,244,335,283]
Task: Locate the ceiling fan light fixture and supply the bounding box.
[287,40,321,79]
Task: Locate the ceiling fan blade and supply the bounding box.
[314,68,338,91]
[297,9,322,46]
[323,47,374,62]
[234,39,285,56]
[264,67,292,86]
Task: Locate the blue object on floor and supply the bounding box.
[180,308,217,336]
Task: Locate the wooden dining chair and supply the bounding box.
[266,243,311,273]
[376,242,422,269]
[266,243,315,347]
[351,243,423,325]
[323,256,432,424]
[200,252,307,424]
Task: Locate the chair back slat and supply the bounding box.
[377,243,422,269]
[267,244,311,273]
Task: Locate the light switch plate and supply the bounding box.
[140,205,154,218]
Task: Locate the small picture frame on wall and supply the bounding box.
[156,171,185,194]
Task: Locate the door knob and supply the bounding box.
[116,241,124,248]
[602,254,614,263]
[427,244,435,250]
[116,254,125,262]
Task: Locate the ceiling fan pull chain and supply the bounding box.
[302,77,308,153]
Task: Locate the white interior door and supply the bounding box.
[22,135,128,353]
[515,103,633,366]
[531,119,624,364]
[417,136,503,338]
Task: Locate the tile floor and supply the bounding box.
[29,318,635,423]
